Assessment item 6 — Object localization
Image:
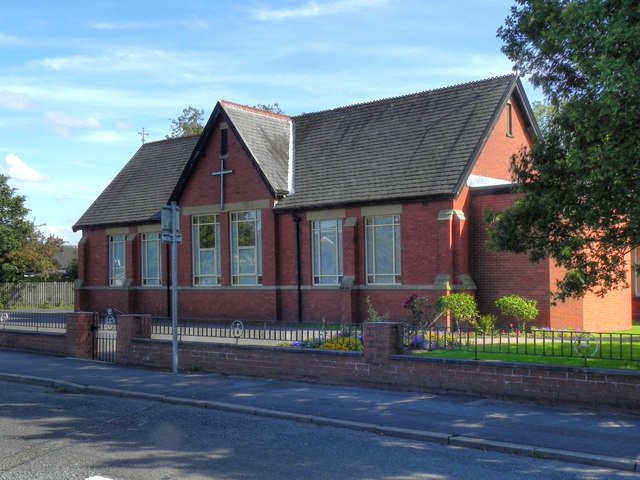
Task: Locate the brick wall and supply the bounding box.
[119,322,640,411]
[0,330,68,355]
[0,313,94,358]
[472,93,532,180]
[470,191,553,327]
[2,317,638,411]
[470,189,632,332]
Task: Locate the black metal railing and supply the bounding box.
[0,310,66,331]
[404,326,640,365]
[151,317,363,348]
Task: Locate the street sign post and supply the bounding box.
[162,202,181,373]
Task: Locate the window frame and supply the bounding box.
[506,100,514,137]
[634,248,640,297]
[192,214,221,286]
[141,232,162,286]
[365,215,401,285]
[109,234,126,287]
[312,219,343,285]
[231,210,262,285]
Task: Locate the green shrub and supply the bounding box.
[495,295,539,332]
[470,314,497,334]
[0,292,9,309]
[436,293,479,330]
[365,296,390,322]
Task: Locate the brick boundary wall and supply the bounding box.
[0,313,98,359]
[1,316,639,411]
[0,330,68,355]
[118,320,640,412]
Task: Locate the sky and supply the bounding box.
[0,0,543,245]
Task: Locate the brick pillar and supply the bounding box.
[341,217,359,322]
[363,322,404,365]
[116,314,152,364]
[65,312,95,359]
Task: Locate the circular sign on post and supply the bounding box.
[104,308,116,330]
[573,333,599,358]
[231,320,244,342]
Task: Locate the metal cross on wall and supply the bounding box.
[211,157,233,210]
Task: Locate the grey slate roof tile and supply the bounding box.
[74,76,522,230]
[276,75,516,210]
[73,135,199,230]
[221,102,290,193]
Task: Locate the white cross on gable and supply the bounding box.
[211,157,233,210]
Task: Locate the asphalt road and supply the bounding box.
[1,381,635,480]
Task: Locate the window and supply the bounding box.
[141,233,161,286]
[506,100,513,137]
[231,211,262,285]
[109,235,126,287]
[312,220,343,285]
[365,215,401,284]
[634,248,640,296]
[192,214,221,285]
[221,127,228,155]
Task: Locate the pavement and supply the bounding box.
[0,349,639,473]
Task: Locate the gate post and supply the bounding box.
[116,314,152,364]
[363,322,404,365]
[65,312,95,359]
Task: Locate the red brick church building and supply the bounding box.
[73,76,632,332]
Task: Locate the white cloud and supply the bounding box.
[0,90,36,110]
[253,0,389,20]
[0,32,24,46]
[91,20,155,30]
[77,130,131,143]
[33,47,194,74]
[43,111,102,137]
[2,154,50,182]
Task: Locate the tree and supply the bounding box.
[490,0,640,300]
[8,228,65,281]
[436,293,479,330]
[0,175,64,282]
[495,295,539,333]
[253,103,285,115]
[167,106,205,138]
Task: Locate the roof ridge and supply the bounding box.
[220,100,291,120]
[139,134,201,147]
[294,74,516,118]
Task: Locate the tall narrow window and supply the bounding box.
[109,235,126,287]
[231,211,262,285]
[312,220,343,285]
[634,248,640,296]
[192,214,221,286]
[141,233,161,286]
[365,215,401,284]
[506,100,513,137]
[221,127,228,155]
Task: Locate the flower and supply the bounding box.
[404,294,418,308]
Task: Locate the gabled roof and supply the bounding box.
[276,75,528,210]
[222,101,290,194]
[74,75,535,231]
[73,135,199,231]
[172,101,290,201]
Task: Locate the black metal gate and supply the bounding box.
[91,312,117,362]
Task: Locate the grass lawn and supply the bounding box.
[411,327,640,370]
[414,349,640,370]
[616,325,640,334]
